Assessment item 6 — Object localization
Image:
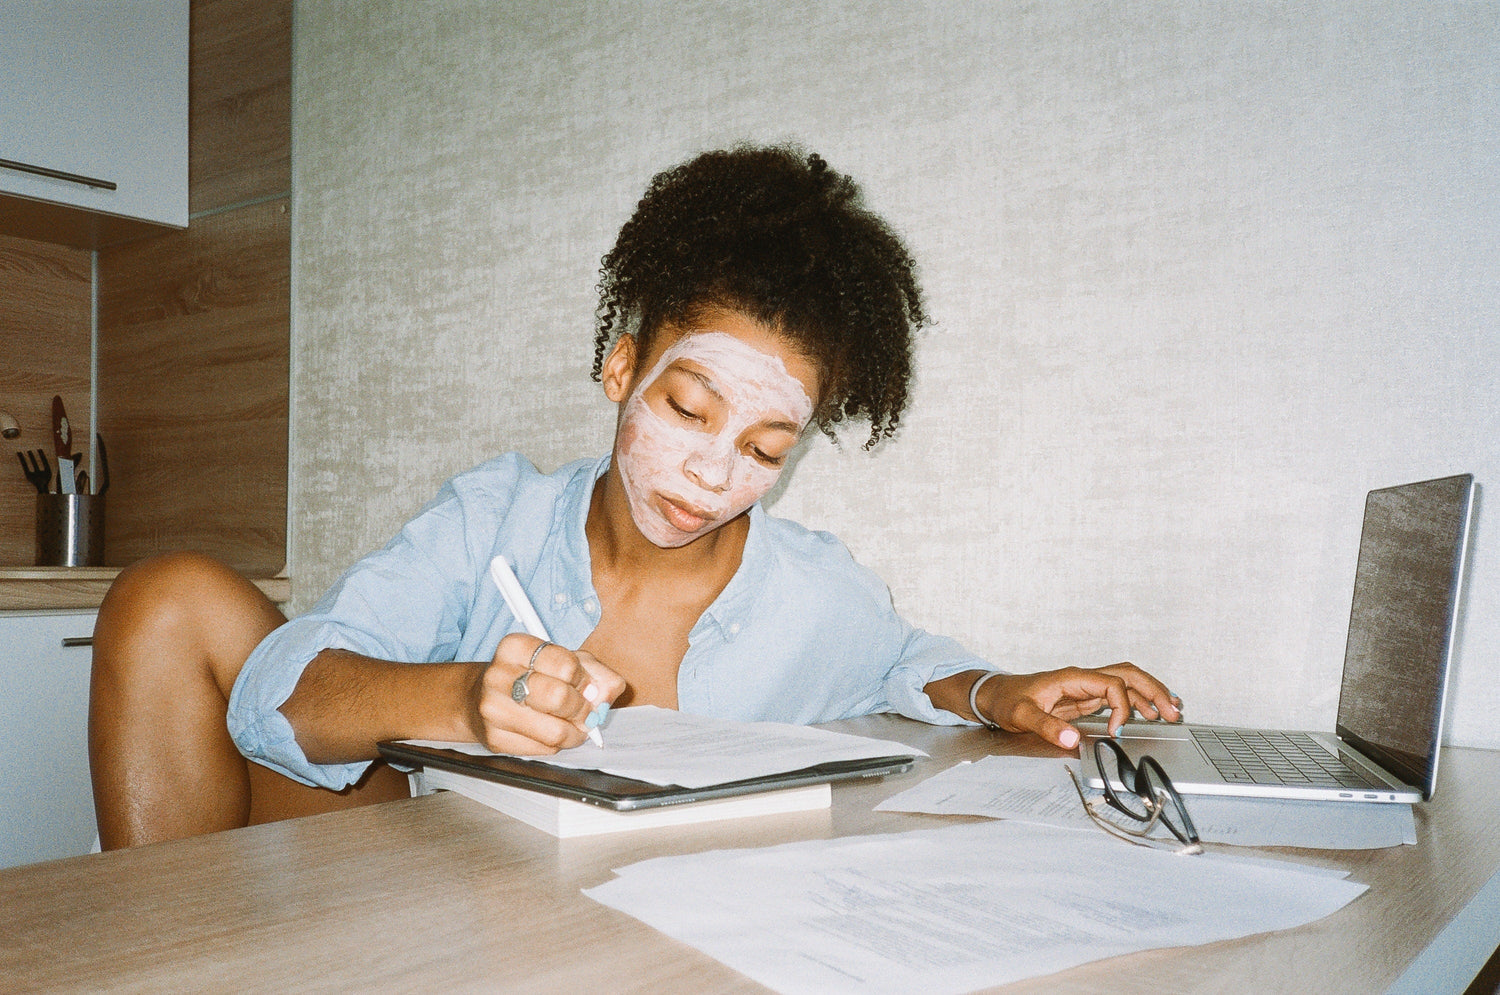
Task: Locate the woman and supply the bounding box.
[91,145,1179,848]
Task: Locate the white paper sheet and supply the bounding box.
[875,755,1417,849]
[584,819,1368,994]
[403,706,924,787]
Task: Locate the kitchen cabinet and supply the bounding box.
[0,0,188,247]
[1,0,291,590]
[0,610,98,869]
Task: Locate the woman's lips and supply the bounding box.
[657,493,718,534]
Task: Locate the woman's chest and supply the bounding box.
[577,576,720,709]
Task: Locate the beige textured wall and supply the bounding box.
[292,2,1499,748]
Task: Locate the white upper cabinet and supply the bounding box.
[1,0,188,245]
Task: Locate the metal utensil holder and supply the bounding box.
[35,493,105,566]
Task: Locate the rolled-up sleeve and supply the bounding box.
[227,456,531,788]
[880,623,992,726]
[227,618,421,788]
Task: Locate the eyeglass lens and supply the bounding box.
[1094,739,1199,845]
[1095,740,1149,817]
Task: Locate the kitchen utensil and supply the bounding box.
[18,450,51,494]
[51,395,75,463]
[95,433,110,494]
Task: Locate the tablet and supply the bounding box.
[377,740,917,812]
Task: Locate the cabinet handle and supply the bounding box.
[0,157,118,191]
[62,637,94,648]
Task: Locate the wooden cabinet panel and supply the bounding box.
[0,235,91,566]
[190,0,293,214]
[97,199,289,574]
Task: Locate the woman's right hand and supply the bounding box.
[468,633,627,755]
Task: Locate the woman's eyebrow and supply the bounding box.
[670,362,804,433]
[673,365,724,402]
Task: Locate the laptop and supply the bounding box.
[1081,473,1476,804]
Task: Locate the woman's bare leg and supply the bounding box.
[89,551,408,849]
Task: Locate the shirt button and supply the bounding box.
[554,593,566,605]
[584,600,598,614]
[728,623,741,635]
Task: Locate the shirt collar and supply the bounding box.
[693,502,771,641]
[542,455,608,612]
[550,454,769,640]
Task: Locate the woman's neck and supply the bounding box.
[585,466,750,581]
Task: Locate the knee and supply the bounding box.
[99,552,239,639]
[95,552,281,690]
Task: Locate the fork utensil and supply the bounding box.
[18,450,51,493]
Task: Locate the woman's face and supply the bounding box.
[607,310,819,548]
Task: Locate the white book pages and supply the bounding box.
[414,766,830,837]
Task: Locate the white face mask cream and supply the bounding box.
[614,331,815,548]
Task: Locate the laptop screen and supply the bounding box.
[1334,474,1475,799]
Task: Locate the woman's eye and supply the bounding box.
[666,398,702,423]
[750,447,785,468]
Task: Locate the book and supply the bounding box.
[412,766,832,838]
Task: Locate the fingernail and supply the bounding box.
[585,703,610,728]
[1059,728,1080,749]
[583,682,601,703]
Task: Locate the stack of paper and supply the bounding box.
[404,705,922,787]
[584,819,1368,994]
[400,707,923,838]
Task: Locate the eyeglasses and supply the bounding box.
[1066,738,1203,856]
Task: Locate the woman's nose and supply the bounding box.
[683,444,734,491]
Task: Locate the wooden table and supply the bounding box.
[4,715,1497,993]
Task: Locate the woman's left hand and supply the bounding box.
[968,663,1182,750]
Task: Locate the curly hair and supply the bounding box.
[592,144,927,448]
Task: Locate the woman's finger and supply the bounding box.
[574,650,628,706]
[1100,662,1182,722]
[1006,698,1083,750]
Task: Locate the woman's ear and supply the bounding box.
[601,334,638,403]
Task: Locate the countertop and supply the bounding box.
[0,567,291,612]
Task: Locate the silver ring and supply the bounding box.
[510,641,554,705]
[527,640,554,671]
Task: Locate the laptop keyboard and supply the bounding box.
[1191,728,1384,789]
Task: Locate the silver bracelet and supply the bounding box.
[968,671,1006,730]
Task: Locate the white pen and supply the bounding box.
[488,554,607,747]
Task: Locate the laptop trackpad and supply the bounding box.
[1076,717,1192,741]
[1080,726,1215,787]
[1116,722,1192,741]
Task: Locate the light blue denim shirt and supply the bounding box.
[228,454,991,788]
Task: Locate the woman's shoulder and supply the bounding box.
[752,506,845,554]
[407,453,602,539]
[750,506,889,600]
[447,453,600,501]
